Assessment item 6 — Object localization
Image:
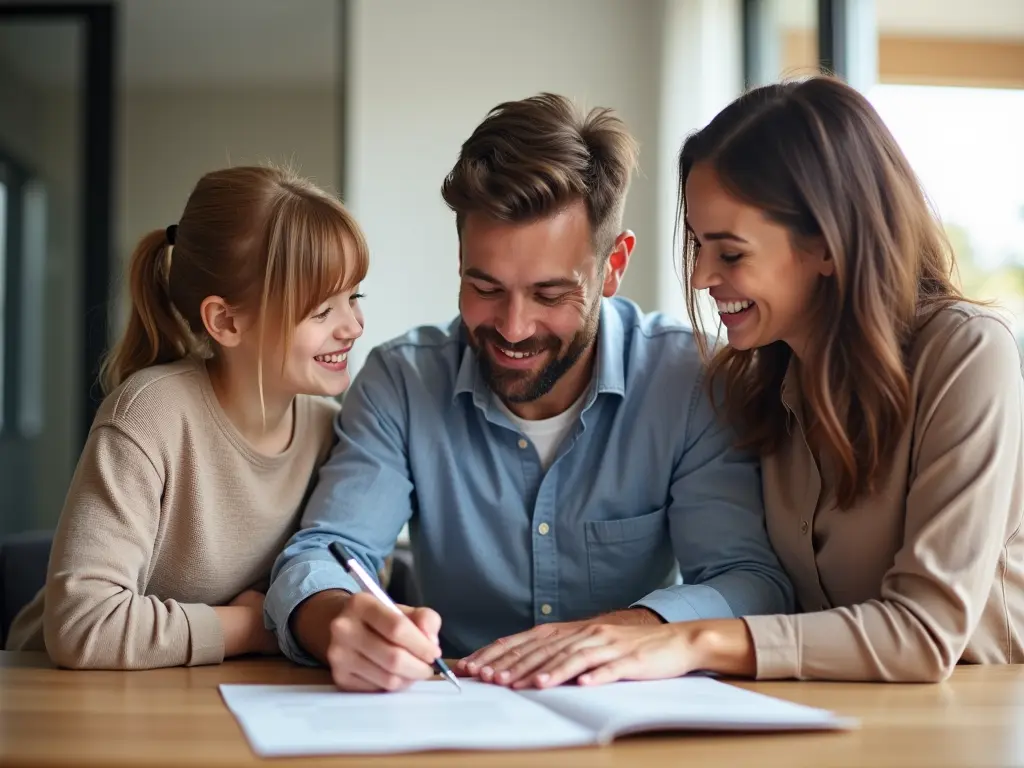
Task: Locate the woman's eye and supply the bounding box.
[312,307,332,321]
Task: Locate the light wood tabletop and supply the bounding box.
[3,651,1024,767]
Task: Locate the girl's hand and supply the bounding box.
[216,590,281,657]
[507,619,756,689]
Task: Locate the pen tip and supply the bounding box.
[445,670,462,691]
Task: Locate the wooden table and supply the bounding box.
[3,651,1024,768]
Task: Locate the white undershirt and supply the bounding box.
[494,389,589,470]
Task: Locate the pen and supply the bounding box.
[327,540,461,692]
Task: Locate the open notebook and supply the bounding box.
[220,677,856,756]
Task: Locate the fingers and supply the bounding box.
[348,647,423,692]
[330,660,385,692]
[457,628,540,677]
[486,628,592,686]
[516,642,627,689]
[355,595,441,664]
[578,655,641,686]
[326,593,441,692]
[405,606,442,645]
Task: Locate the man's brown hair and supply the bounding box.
[441,92,639,259]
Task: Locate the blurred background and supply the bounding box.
[0,0,1021,536]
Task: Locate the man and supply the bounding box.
[265,93,792,692]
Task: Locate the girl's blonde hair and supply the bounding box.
[101,165,369,396]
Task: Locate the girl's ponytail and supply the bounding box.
[100,229,192,393]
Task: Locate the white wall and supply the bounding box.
[118,87,340,295]
[346,0,744,373]
[346,0,662,372]
[117,0,746,376]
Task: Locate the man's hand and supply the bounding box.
[320,592,443,692]
[456,608,662,687]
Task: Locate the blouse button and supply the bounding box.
[800,520,809,534]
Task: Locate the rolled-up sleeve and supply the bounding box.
[265,348,416,664]
[634,373,795,622]
[745,316,1024,682]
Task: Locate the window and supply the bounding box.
[869,84,1024,344]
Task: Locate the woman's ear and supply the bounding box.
[200,296,244,348]
[807,236,834,277]
[819,252,835,277]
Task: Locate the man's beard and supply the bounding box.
[465,299,601,404]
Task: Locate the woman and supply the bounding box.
[460,75,1024,684]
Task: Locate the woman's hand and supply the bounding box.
[500,619,757,689]
[457,608,662,686]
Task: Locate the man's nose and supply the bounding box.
[496,294,534,344]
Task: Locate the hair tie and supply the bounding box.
[165,224,178,245]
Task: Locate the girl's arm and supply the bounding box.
[42,424,257,669]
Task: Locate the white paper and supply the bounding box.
[219,680,595,756]
[220,676,856,757]
[521,677,856,741]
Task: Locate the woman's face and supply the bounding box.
[685,162,833,358]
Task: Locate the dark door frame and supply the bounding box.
[0,3,116,446]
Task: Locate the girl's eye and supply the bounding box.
[721,253,743,264]
[312,306,332,321]
[350,293,366,302]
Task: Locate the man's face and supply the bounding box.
[458,201,629,408]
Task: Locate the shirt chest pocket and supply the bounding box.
[584,508,674,610]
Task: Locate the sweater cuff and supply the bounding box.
[742,613,800,680]
[181,602,225,667]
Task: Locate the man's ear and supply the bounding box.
[602,230,636,298]
[200,296,245,348]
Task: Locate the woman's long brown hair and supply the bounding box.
[680,76,969,508]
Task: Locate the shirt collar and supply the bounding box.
[453,298,627,407]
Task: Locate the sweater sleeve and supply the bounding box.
[42,424,224,669]
[744,315,1024,682]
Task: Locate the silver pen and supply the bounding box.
[328,541,461,691]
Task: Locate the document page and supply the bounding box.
[219,679,595,756]
[520,677,856,741]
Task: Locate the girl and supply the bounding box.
[462,75,1024,685]
[6,165,368,669]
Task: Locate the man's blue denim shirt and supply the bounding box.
[266,297,794,662]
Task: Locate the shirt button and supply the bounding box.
[800,520,809,534]
[540,604,552,615]
[517,438,528,449]
[537,523,550,535]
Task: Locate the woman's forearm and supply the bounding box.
[687,618,758,677]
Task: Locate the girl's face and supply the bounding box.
[263,286,366,399]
